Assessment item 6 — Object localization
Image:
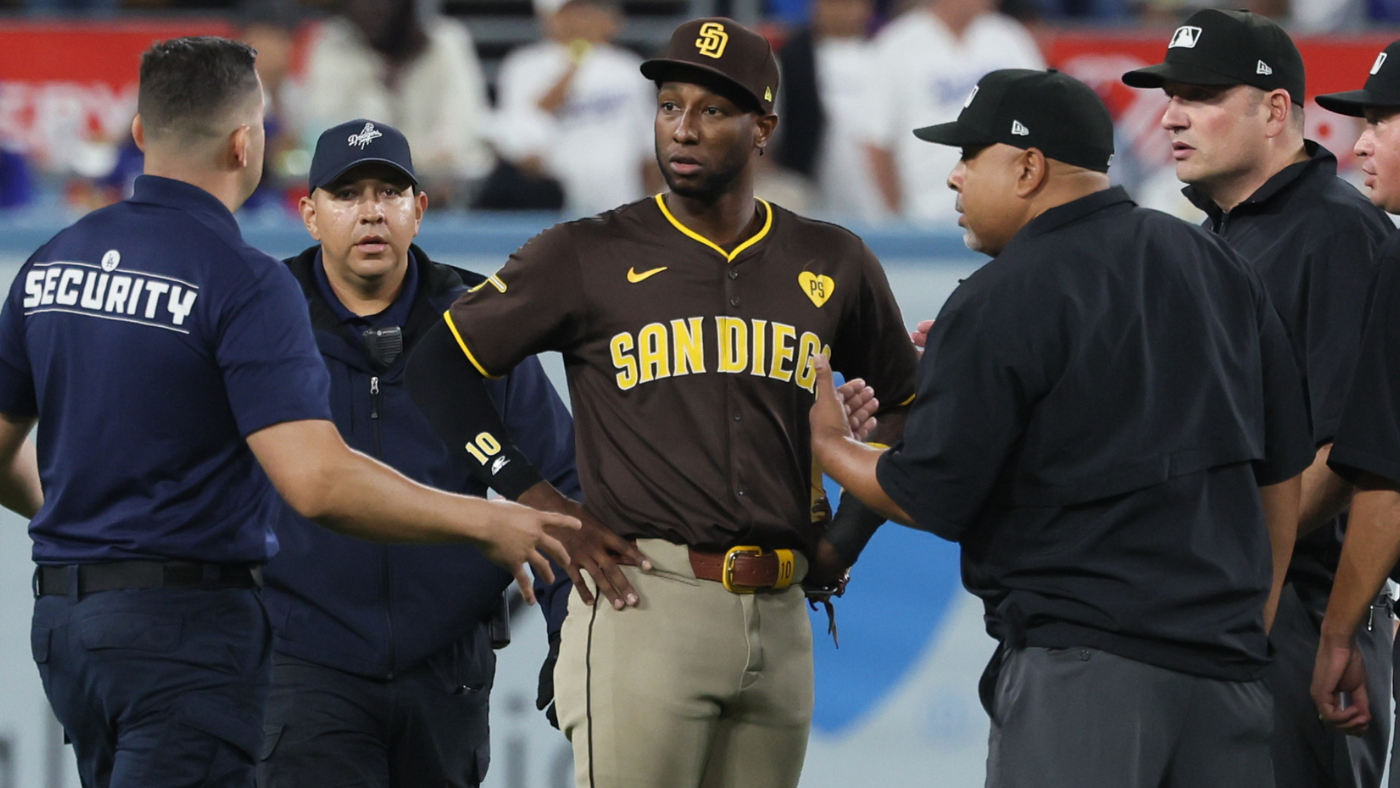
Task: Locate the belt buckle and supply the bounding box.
[722,545,763,594]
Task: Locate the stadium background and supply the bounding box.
[0,2,1393,786]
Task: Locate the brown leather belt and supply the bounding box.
[689,546,798,593]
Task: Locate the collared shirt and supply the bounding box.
[1185,141,1393,588]
[0,175,331,564]
[1330,232,1400,487]
[877,187,1313,681]
[312,247,420,344]
[446,196,919,554]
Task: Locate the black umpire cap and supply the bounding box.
[641,18,779,114]
[308,119,418,193]
[913,69,1116,173]
[1121,8,1306,104]
[1316,40,1400,117]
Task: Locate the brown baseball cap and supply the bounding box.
[640,17,779,114]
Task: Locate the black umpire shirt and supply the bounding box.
[1184,141,1392,589]
[1329,232,1400,488]
[877,187,1313,681]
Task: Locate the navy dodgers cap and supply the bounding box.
[913,69,1115,173]
[1316,40,1400,117]
[308,119,417,192]
[1122,9,1306,104]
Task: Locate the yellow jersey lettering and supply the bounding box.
[770,323,796,382]
[795,332,821,392]
[672,317,705,375]
[638,323,670,383]
[716,316,748,373]
[750,319,768,376]
[611,332,638,390]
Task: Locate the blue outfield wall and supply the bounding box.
[0,212,997,788]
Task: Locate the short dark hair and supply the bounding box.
[138,37,261,140]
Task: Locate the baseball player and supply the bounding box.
[1309,40,1400,751]
[811,67,1313,788]
[403,17,919,788]
[1123,12,1396,787]
[0,38,575,788]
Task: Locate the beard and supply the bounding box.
[657,142,751,202]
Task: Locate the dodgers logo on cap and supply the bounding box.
[1169,26,1202,48]
[348,122,383,150]
[695,22,728,59]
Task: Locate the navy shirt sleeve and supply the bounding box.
[875,275,1059,541]
[1304,228,1384,444]
[0,254,38,418]
[1330,234,1400,484]
[217,258,332,436]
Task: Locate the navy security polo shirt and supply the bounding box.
[1185,142,1392,589]
[0,175,331,565]
[878,188,1313,681]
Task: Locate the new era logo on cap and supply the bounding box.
[1011,120,1030,136]
[1169,26,1202,48]
[1374,52,1389,75]
[348,122,382,149]
[1257,60,1273,75]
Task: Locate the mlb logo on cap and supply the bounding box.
[1373,52,1388,75]
[1170,26,1201,49]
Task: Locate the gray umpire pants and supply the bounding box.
[985,646,1274,788]
[1264,581,1392,788]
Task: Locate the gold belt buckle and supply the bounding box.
[722,546,797,593]
[722,545,763,594]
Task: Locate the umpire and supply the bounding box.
[1309,40,1400,743]
[258,120,581,787]
[1123,12,1396,786]
[0,38,574,788]
[810,68,1313,787]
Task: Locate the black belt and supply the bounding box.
[34,561,262,598]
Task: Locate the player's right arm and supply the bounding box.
[246,418,576,605]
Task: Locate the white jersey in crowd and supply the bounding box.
[490,40,654,216]
[859,9,1044,226]
[814,36,887,222]
[300,16,494,182]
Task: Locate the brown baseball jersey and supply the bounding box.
[445,195,918,555]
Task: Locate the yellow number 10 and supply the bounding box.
[464,432,502,464]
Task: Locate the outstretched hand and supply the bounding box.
[811,353,857,453]
[910,319,934,353]
[518,482,653,610]
[835,378,880,441]
[1312,634,1372,735]
[480,498,580,605]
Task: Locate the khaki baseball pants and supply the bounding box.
[554,539,814,788]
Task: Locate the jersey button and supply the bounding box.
[733,412,742,421]
[737,489,747,496]
[729,296,740,307]
[728,269,739,280]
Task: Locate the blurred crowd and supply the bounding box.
[0,0,1395,223]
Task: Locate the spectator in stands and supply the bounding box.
[240,0,304,211]
[483,0,655,215]
[302,0,493,205]
[0,148,34,211]
[859,0,1044,225]
[774,0,889,221]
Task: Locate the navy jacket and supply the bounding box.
[263,244,579,679]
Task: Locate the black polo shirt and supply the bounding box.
[1329,231,1400,488]
[1185,142,1392,589]
[877,187,1313,681]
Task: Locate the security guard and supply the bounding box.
[1309,40,1400,740]
[810,68,1313,787]
[0,38,574,788]
[1123,13,1395,786]
[258,120,582,788]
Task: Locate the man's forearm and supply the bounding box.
[1321,476,1400,642]
[815,437,912,526]
[1259,475,1301,632]
[865,144,901,215]
[0,438,41,518]
[1299,443,1352,537]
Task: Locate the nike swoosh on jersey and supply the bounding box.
[627,266,668,283]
